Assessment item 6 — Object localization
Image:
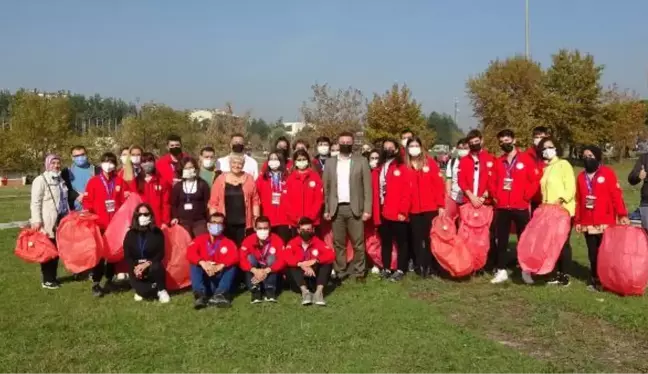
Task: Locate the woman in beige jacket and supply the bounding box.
[30,154,69,289]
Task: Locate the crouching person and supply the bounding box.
[284,217,335,306]
[240,216,285,304]
[186,212,238,309]
[124,203,170,303]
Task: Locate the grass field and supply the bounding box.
[1,161,647,372]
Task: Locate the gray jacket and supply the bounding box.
[323,155,372,218]
[30,174,68,238]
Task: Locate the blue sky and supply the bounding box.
[1,0,646,129]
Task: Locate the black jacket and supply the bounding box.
[123,228,165,267]
[628,154,648,206]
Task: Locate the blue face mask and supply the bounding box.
[73,155,88,167]
[208,223,224,236]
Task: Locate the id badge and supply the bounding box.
[585,195,596,209]
[271,192,281,205]
[105,199,116,213]
[503,178,513,191]
[138,259,147,264]
[184,203,193,211]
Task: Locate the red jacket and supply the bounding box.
[284,236,335,266]
[239,233,285,272]
[574,166,628,226]
[155,153,185,186]
[186,233,239,267]
[256,174,289,227]
[409,157,446,214]
[285,169,323,226]
[490,149,540,210]
[82,173,128,231]
[372,161,412,225]
[136,175,171,226]
[525,147,544,204]
[458,150,496,197]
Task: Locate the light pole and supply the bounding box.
[525,0,530,59]
[453,97,459,125]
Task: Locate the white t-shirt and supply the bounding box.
[471,154,480,196]
[445,159,463,203]
[217,154,259,180]
[379,159,394,205]
[336,156,352,204]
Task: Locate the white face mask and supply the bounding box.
[182,168,197,179]
[268,160,281,170]
[295,160,309,170]
[256,229,270,241]
[369,159,378,169]
[408,146,421,157]
[47,170,61,178]
[317,145,330,156]
[130,155,141,165]
[330,151,340,157]
[533,138,542,146]
[542,148,557,160]
[202,159,215,169]
[101,162,115,173]
[138,215,152,227]
[120,155,129,165]
[457,149,469,158]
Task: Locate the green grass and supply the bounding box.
[1,160,647,372]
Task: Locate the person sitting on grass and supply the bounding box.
[186,212,239,309]
[284,217,335,306]
[239,216,285,304]
[123,203,170,303]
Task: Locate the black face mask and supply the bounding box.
[232,144,245,153]
[299,231,314,241]
[277,148,289,159]
[469,143,482,152]
[382,149,395,160]
[169,147,182,156]
[583,158,600,173]
[339,144,353,155]
[500,143,514,153]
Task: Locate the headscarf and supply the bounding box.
[45,154,61,172]
[582,145,602,162]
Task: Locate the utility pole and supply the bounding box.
[453,97,459,125]
[525,0,530,59]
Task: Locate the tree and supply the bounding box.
[467,55,546,151]
[199,103,250,153]
[247,118,271,140]
[427,111,463,145]
[300,83,366,145]
[366,83,434,147]
[600,87,647,160]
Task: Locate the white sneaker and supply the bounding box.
[133,293,144,301]
[371,266,380,275]
[490,269,509,284]
[157,290,171,303]
[521,271,535,285]
[116,273,129,281]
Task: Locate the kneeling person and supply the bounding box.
[285,217,335,306]
[186,213,239,309]
[240,216,285,303]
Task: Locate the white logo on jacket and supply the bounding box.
[597,176,605,184]
[422,166,430,173]
[516,162,524,170]
[486,162,493,168]
[220,247,227,254]
[312,249,319,257]
[309,181,316,188]
[394,170,401,177]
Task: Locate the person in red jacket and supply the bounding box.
[135,152,171,226]
[82,152,129,297]
[155,134,186,186]
[405,137,446,278]
[575,145,629,291]
[239,216,285,303]
[257,151,291,243]
[284,217,335,306]
[186,212,239,309]
[285,149,324,234]
[260,137,293,174]
[372,138,412,282]
[526,126,549,213]
[489,129,540,284]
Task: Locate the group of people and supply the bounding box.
[28,125,634,309]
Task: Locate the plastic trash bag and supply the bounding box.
[365,223,397,270]
[14,228,58,264]
[518,204,572,275]
[598,226,648,296]
[56,212,103,273]
[458,204,494,271]
[162,225,192,291]
[103,194,143,263]
[431,215,473,277]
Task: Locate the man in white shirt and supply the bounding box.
[217,133,259,180]
[323,132,372,282]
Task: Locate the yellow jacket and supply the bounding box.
[540,158,576,216]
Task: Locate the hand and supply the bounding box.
[438,208,446,216]
[170,219,179,226]
[575,224,582,233]
[323,213,331,221]
[303,266,315,277]
[470,196,483,208]
[76,195,84,202]
[619,216,630,225]
[299,259,316,268]
[31,222,43,231]
[640,165,647,181]
[362,212,371,222]
[397,214,406,222]
[214,263,225,273]
[124,191,131,199]
[200,261,217,277]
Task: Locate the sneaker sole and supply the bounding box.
[315,302,326,306]
[264,298,277,303]
[251,300,263,304]
[302,301,312,306]
[41,284,60,290]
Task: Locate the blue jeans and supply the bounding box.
[245,254,278,291]
[190,264,237,296]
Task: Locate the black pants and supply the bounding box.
[554,219,574,275]
[41,258,59,283]
[288,264,332,291]
[272,225,292,244]
[92,259,116,284]
[129,261,166,297]
[378,217,409,272]
[409,211,439,271]
[224,223,247,247]
[495,209,530,270]
[584,233,603,280]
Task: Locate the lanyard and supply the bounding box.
[261,242,271,258]
[138,235,148,258]
[184,181,196,202]
[271,172,282,192]
[317,157,326,170]
[504,156,518,178]
[207,239,222,257]
[100,174,115,197]
[585,173,597,195]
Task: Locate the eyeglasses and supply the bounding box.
[138,213,151,217]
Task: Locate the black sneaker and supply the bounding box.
[547,273,570,287]
[91,284,104,297]
[587,278,601,292]
[389,270,405,282]
[408,260,415,273]
[250,289,263,304]
[194,295,208,310]
[379,269,392,280]
[264,288,277,303]
[102,281,116,294]
[41,281,60,290]
[209,293,231,308]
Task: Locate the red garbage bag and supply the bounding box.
[365,224,397,270]
[14,228,58,264]
[103,194,143,263]
[458,204,494,271]
[518,204,571,275]
[431,216,473,277]
[445,197,459,221]
[598,226,648,296]
[321,220,353,263]
[162,225,192,291]
[56,212,103,273]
